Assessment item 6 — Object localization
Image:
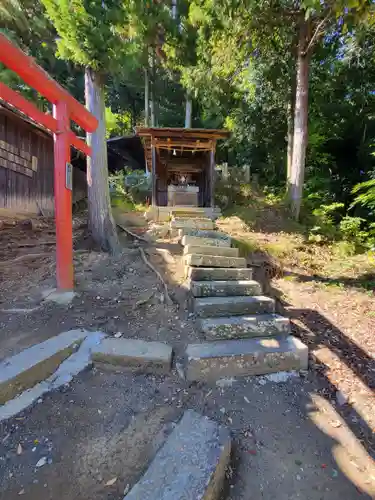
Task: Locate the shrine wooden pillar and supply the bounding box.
[151,143,157,206]
[209,148,215,208]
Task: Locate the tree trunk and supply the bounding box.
[286,95,294,198]
[150,84,156,126]
[144,67,149,126]
[150,49,157,126]
[185,93,192,128]
[290,21,310,220]
[85,68,119,253]
[171,0,177,20]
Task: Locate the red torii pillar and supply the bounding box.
[0,34,98,290]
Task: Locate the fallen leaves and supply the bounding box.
[105,477,117,487]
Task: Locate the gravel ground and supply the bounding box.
[0,370,373,499]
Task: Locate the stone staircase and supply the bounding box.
[180,218,308,382]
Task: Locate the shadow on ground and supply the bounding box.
[288,270,375,294]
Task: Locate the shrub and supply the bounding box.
[308,202,344,241]
[339,216,367,242]
[351,179,375,210]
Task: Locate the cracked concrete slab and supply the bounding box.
[0,331,105,422]
[0,329,91,405]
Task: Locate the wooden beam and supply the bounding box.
[136,127,230,140]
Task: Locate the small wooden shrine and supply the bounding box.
[136,127,229,210]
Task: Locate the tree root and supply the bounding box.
[117,223,148,243]
[139,247,173,306]
[0,252,51,267]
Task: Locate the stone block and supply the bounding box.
[92,338,172,374]
[185,254,247,268]
[181,235,231,248]
[124,410,231,500]
[189,280,262,298]
[186,266,253,281]
[0,329,88,405]
[194,295,275,318]
[170,217,215,230]
[184,245,239,257]
[185,336,308,382]
[178,229,229,240]
[200,314,291,340]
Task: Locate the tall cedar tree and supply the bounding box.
[41,0,138,251]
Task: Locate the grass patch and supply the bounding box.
[231,237,262,257]
[111,194,146,213]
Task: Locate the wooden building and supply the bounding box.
[0,104,87,215]
[136,127,229,219]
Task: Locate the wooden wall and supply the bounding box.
[0,107,87,214]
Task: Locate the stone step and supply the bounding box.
[170,217,215,230]
[91,338,172,374]
[185,336,308,382]
[185,254,247,268]
[189,279,262,298]
[178,229,230,241]
[171,210,214,219]
[200,314,291,340]
[183,245,239,258]
[193,295,275,318]
[125,410,231,500]
[186,266,253,281]
[170,206,221,215]
[181,235,231,248]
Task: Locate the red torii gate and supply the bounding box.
[0,34,98,291]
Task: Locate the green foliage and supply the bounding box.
[339,216,366,241]
[41,0,138,74]
[105,107,132,138]
[351,179,375,210]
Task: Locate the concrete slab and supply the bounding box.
[92,338,172,374]
[41,288,76,305]
[0,329,89,405]
[186,254,247,268]
[178,229,230,240]
[194,295,275,318]
[200,314,291,340]
[0,331,105,421]
[171,218,215,230]
[189,279,262,297]
[181,235,231,247]
[184,245,239,257]
[185,336,308,382]
[186,266,253,281]
[124,410,231,500]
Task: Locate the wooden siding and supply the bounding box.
[0,108,87,214]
